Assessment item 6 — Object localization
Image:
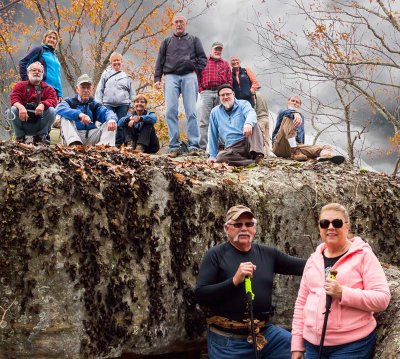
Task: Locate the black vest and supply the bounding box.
[232,67,254,106]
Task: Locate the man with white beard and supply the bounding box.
[207,84,265,166]
[9,61,57,144]
[195,204,306,358]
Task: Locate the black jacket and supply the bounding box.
[154,33,207,82]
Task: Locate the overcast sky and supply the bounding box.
[187,0,398,174]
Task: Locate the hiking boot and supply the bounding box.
[126,141,136,148]
[318,155,345,165]
[187,148,202,156]
[290,148,308,161]
[254,154,265,165]
[136,144,146,153]
[33,135,50,145]
[168,149,182,158]
[15,136,26,143]
[69,141,83,146]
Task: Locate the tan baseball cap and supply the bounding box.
[225,205,254,222]
[212,41,224,49]
[76,74,93,86]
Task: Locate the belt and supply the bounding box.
[209,325,249,339]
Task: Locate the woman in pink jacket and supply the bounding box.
[291,203,390,359]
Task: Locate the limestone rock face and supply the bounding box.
[0,143,399,358]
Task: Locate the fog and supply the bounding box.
[187,0,398,174]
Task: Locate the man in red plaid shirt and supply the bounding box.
[197,41,232,150]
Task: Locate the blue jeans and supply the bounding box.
[207,325,291,359]
[105,105,129,145]
[164,72,200,150]
[10,106,55,138]
[305,330,376,359]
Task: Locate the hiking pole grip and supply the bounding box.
[325,270,338,310]
[318,269,338,359]
[244,276,258,359]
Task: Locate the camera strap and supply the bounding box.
[26,82,42,105]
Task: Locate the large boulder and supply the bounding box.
[0,143,399,358]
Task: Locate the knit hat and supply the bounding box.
[217,84,235,95]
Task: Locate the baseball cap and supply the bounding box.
[212,41,224,49]
[225,205,254,222]
[76,74,93,86]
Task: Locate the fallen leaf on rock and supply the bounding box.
[223,178,236,186]
[174,173,187,183]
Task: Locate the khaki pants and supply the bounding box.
[255,94,270,155]
[217,124,264,166]
[61,117,116,146]
[272,117,333,158]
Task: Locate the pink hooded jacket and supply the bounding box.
[291,237,390,352]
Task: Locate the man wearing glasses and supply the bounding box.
[272,95,345,164]
[195,204,306,358]
[9,61,57,144]
[207,84,265,166]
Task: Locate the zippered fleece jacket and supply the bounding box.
[94,68,134,107]
[10,81,57,110]
[291,237,391,352]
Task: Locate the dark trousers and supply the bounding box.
[123,123,160,154]
[216,123,264,166]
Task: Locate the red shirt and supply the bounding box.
[198,57,232,92]
[10,80,57,109]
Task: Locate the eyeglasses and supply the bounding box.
[229,222,256,229]
[319,219,346,229]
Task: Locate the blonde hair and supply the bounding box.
[110,52,123,63]
[42,30,59,48]
[320,203,350,223]
[133,94,148,104]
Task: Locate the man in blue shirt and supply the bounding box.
[56,74,117,146]
[272,95,345,164]
[207,84,264,166]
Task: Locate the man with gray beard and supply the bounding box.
[9,61,57,144]
[207,84,265,166]
[195,205,306,358]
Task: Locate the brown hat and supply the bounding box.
[225,205,254,222]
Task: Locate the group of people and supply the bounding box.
[8,13,345,165]
[196,203,390,358]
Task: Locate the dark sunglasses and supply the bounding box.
[229,222,256,229]
[319,219,345,229]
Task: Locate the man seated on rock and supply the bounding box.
[56,74,117,146]
[117,94,160,153]
[272,95,345,164]
[207,84,265,166]
[195,204,306,358]
[9,61,57,144]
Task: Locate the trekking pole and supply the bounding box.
[245,276,258,359]
[318,270,338,359]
